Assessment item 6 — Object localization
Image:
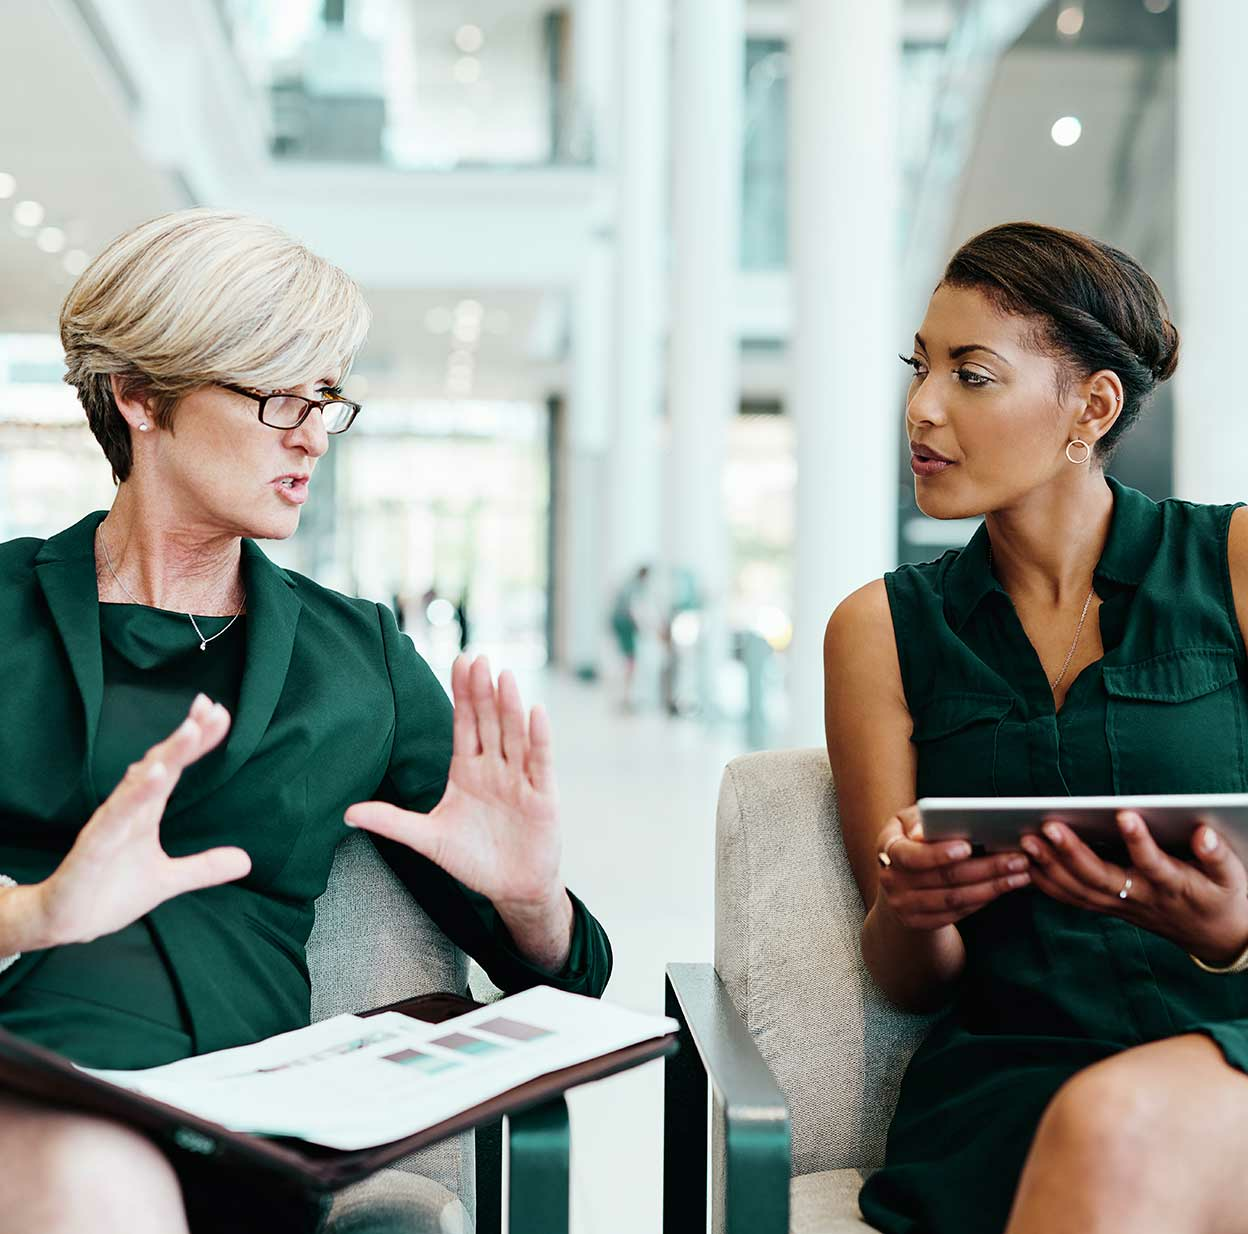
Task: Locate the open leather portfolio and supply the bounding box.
[0,985,679,1192]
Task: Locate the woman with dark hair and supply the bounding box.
[825,221,1248,1234]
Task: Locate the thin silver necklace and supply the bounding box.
[98,529,245,652]
[988,545,1096,691]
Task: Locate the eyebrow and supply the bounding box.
[914,334,1013,367]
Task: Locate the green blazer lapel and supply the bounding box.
[33,511,108,806]
[166,539,303,816]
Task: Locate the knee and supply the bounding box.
[1033,1064,1168,1183]
[0,1110,186,1234]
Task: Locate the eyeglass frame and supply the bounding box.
[220,383,362,434]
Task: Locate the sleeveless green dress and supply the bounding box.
[860,478,1248,1234]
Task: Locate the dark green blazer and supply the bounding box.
[0,512,611,1054]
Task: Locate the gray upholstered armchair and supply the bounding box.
[663,749,935,1234]
[307,830,570,1234]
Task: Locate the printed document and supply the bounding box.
[82,986,677,1150]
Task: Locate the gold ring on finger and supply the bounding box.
[878,836,905,868]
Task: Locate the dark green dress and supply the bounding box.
[860,478,1248,1234]
[0,512,613,1231]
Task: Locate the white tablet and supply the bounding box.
[918,794,1248,868]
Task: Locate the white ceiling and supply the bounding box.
[0,0,1172,407]
[0,2,185,333]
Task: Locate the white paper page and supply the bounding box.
[79,988,678,1150]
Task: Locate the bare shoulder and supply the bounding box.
[824,578,906,705]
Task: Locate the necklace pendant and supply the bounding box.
[199,641,207,652]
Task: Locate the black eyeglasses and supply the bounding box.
[222,383,362,435]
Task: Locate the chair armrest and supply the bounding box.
[664,964,790,1234]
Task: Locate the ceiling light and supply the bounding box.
[1143,0,1172,11]
[63,249,89,276]
[36,226,66,254]
[0,173,15,199]
[453,319,482,344]
[424,306,452,334]
[1056,5,1084,37]
[1051,116,1082,147]
[453,56,481,85]
[455,24,484,54]
[454,299,484,324]
[13,200,45,228]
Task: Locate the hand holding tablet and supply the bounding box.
[917,795,1248,965]
[917,794,1248,869]
[872,805,1033,932]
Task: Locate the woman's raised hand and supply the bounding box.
[32,694,252,948]
[345,655,562,914]
[874,805,1031,931]
[1022,812,1248,965]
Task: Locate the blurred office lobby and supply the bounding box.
[0,0,1239,1230]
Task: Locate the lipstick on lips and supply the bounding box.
[910,441,956,478]
[273,474,310,505]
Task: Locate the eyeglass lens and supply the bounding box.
[262,395,356,433]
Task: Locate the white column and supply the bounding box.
[666,0,744,714]
[571,0,612,165]
[604,0,668,613]
[1174,1,1248,503]
[789,0,901,746]
[557,235,614,674]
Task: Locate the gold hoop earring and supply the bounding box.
[1066,439,1091,465]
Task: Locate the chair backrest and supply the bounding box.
[307,831,473,1210]
[714,748,934,1177]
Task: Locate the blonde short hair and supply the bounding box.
[61,208,371,482]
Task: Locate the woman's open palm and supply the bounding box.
[345,656,561,910]
[39,694,253,946]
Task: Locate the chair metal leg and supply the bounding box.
[506,1096,570,1234]
[664,972,708,1234]
[475,1118,504,1234]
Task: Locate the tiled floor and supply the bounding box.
[520,671,745,1234]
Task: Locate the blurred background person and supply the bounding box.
[0,1,1225,1230]
[609,563,655,709]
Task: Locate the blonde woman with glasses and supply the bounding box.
[0,209,611,1234]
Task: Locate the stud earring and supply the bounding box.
[137,423,150,433]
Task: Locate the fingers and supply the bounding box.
[887,868,1031,923]
[167,846,252,896]
[154,694,231,774]
[469,657,501,757]
[526,704,555,796]
[497,670,527,766]
[883,850,1029,892]
[887,835,973,872]
[1189,823,1246,891]
[111,695,229,817]
[344,801,439,859]
[1020,823,1125,907]
[1117,812,1180,889]
[451,656,482,757]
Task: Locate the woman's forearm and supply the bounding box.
[496,886,575,975]
[861,894,966,1013]
[0,883,56,958]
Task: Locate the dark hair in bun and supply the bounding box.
[941,222,1179,459]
